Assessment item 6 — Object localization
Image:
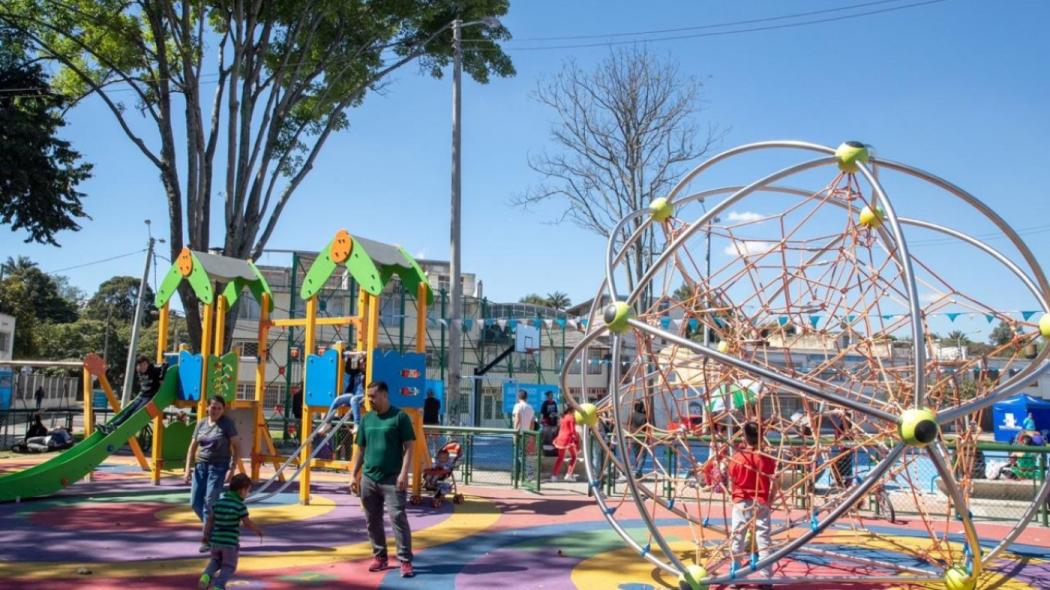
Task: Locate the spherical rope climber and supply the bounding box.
[561,140,1050,589]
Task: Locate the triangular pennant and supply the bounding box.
[946,313,961,322]
[674,318,684,328]
[714,318,726,328]
[556,318,567,329]
[688,318,699,331]
[846,314,856,323]
[462,319,474,331]
[497,319,507,329]
[544,319,553,328]
[1022,311,1038,321]
[477,319,486,328]
[533,318,543,328]
[660,317,672,329]
[567,319,578,330]
[581,319,589,328]
[882,314,894,321]
[508,319,518,329]
[809,315,821,328]
[986,314,995,324]
[777,316,788,327]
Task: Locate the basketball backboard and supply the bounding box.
[515,324,540,353]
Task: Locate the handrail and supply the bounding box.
[0,359,83,368]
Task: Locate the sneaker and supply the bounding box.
[198,543,210,554]
[198,573,210,589]
[368,556,388,572]
[400,561,414,578]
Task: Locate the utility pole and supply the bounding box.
[448,18,465,424]
[121,223,158,406]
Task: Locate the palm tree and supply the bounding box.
[545,291,571,311]
[946,330,970,344]
[2,256,37,274]
[519,293,548,307]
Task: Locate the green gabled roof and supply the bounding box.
[300,230,433,305]
[154,248,273,311]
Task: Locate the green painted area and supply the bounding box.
[513,527,653,558]
[247,261,274,311]
[154,264,184,308]
[344,242,383,296]
[206,352,239,402]
[162,420,194,462]
[277,572,341,584]
[186,252,215,304]
[300,243,339,301]
[0,368,179,502]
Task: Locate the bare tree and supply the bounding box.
[515,46,719,306]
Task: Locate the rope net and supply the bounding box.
[569,143,1050,586]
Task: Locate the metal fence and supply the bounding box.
[423,425,542,492]
[587,434,1050,527]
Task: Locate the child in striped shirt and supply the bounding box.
[199,474,263,590]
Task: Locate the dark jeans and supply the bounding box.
[360,474,413,562]
[100,393,151,432]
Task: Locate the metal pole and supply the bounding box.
[449,17,466,425]
[121,237,155,406]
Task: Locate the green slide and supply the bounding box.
[0,366,179,502]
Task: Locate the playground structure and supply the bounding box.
[565,140,1050,589]
[249,229,434,503]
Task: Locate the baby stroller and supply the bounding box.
[423,441,464,508]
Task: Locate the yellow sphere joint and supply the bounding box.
[859,205,885,229]
[716,340,730,354]
[1039,313,1050,338]
[677,564,709,590]
[943,566,975,590]
[835,140,870,173]
[574,402,598,427]
[899,408,939,447]
[650,197,675,222]
[604,302,633,334]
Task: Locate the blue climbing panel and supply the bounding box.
[371,349,426,409]
[177,351,203,401]
[305,348,341,408]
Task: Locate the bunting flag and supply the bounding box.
[777,316,788,327]
[462,319,474,332]
[581,319,590,328]
[946,313,961,323]
[688,318,699,331]
[477,319,485,329]
[809,315,821,328]
[660,317,672,329]
[846,314,856,323]
[556,318,567,329]
[497,319,507,329]
[714,318,726,328]
[882,314,895,321]
[544,319,554,328]
[673,318,684,328]
[986,314,995,324]
[508,319,518,330]
[533,318,543,328]
[1022,311,1038,321]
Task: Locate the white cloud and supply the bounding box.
[724,241,776,257]
[415,249,427,259]
[727,211,765,224]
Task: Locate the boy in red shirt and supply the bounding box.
[728,421,777,588]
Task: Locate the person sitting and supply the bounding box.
[423,448,454,494]
[996,434,1038,480]
[97,356,163,434]
[316,357,367,438]
[25,413,48,440]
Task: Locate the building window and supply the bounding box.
[238,342,259,358]
[0,332,9,355]
[238,298,260,321]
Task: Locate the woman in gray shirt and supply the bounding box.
[183,395,240,552]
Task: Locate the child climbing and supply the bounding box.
[728,421,776,590]
[199,474,263,590]
[315,355,367,438]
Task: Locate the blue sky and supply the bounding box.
[3,0,1049,339]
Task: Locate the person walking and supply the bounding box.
[350,381,416,578]
[184,395,240,553]
[33,386,45,411]
[551,408,580,481]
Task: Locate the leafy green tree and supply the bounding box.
[84,276,156,327]
[1,0,513,348]
[519,293,549,307]
[545,291,571,310]
[0,26,90,246]
[989,321,1015,347]
[0,258,79,356]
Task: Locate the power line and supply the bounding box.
[493,0,911,43]
[47,249,146,274]
[463,0,948,51]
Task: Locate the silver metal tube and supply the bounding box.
[927,441,982,577]
[0,360,83,368]
[795,545,935,576]
[122,238,155,407]
[449,18,464,424]
[853,162,926,407]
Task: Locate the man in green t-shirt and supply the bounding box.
[350,381,416,578]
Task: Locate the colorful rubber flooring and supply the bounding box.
[1,456,1049,589]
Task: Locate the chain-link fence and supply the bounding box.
[423,425,542,492]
